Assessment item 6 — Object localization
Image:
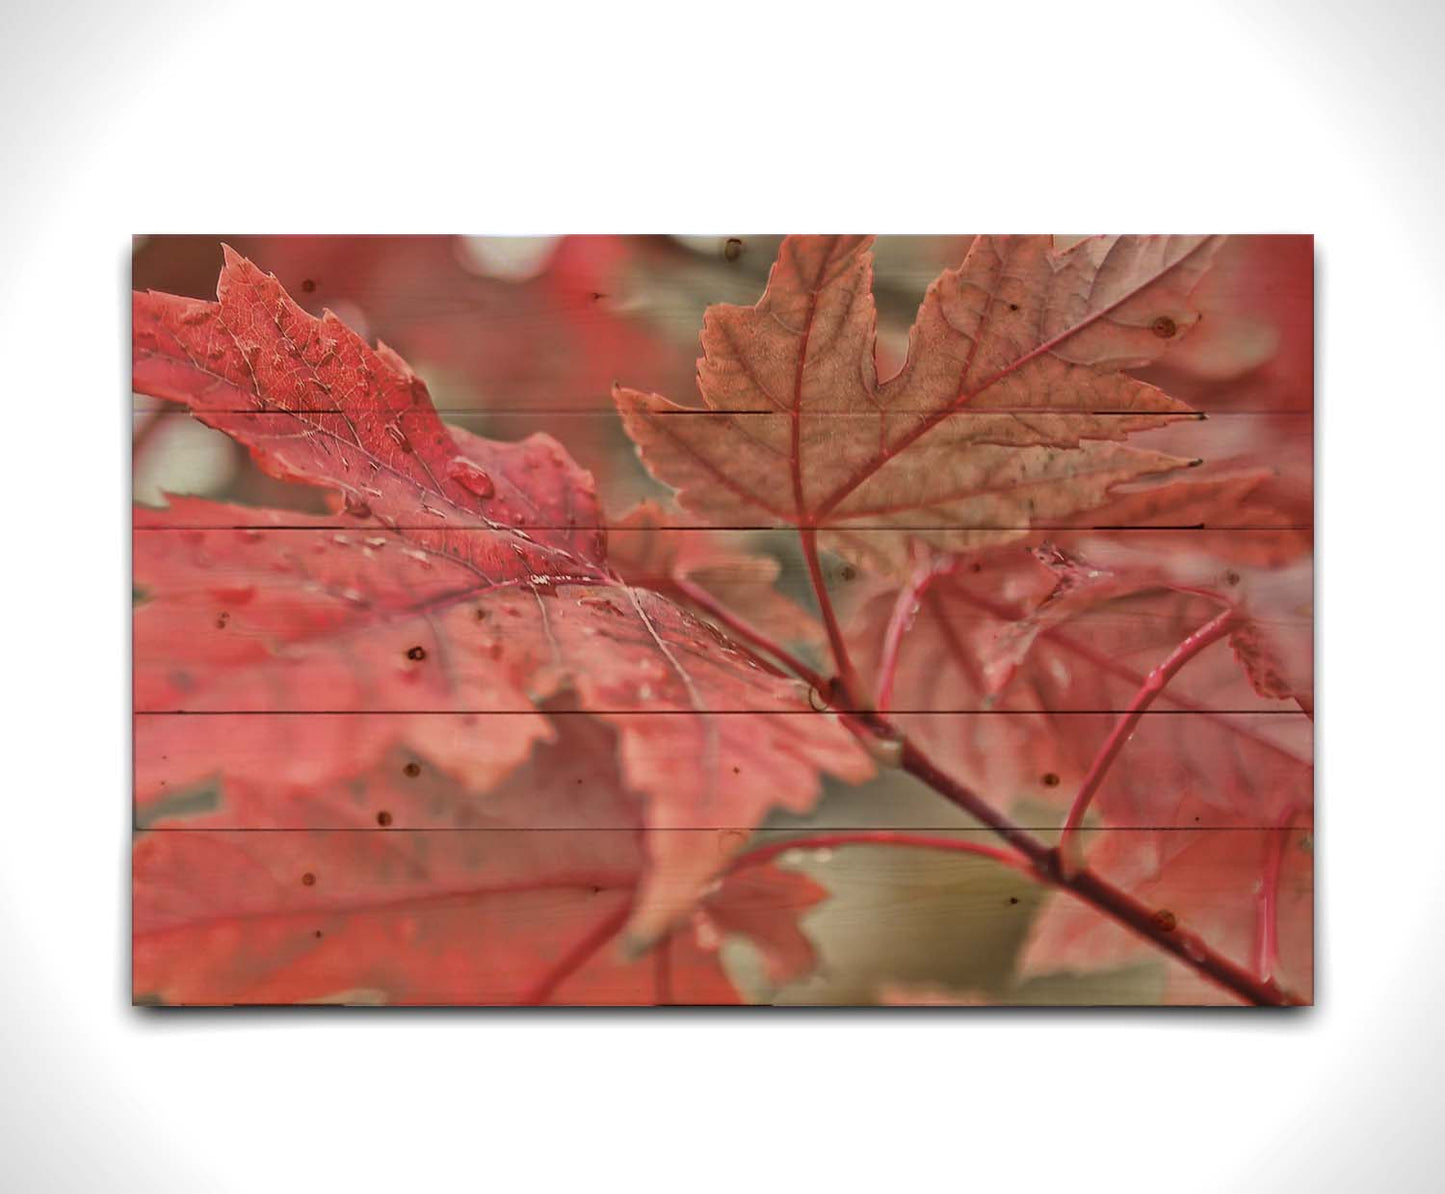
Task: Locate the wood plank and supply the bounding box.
[131,826,1311,1006]
[133,520,1311,715]
[134,709,1310,829]
[132,233,1313,1006]
[134,408,1312,531]
[131,234,1312,418]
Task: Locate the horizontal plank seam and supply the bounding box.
[132,407,1315,418]
[132,524,1317,532]
[130,825,1312,833]
[132,708,1312,716]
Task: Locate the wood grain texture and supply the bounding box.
[132,234,1313,1006]
[136,710,1309,829]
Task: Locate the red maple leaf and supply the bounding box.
[614,235,1222,570]
[1053,523,1314,712]
[132,249,870,960]
[135,710,825,1004]
[133,234,696,418]
[846,543,1311,830]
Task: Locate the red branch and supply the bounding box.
[800,525,867,709]
[1058,607,1238,870]
[896,737,1299,1006]
[1255,805,1309,982]
[704,606,1299,1006]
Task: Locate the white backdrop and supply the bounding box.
[1,1,1439,1190]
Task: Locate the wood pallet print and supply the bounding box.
[130,234,1313,1007]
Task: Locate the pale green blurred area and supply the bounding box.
[722,774,1170,1006]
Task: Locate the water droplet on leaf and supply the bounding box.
[446,457,495,499]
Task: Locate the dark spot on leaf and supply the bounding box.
[1152,908,1177,932]
[314,929,323,938]
[592,885,603,895]
[970,562,983,573]
[300,278,317,294]
[590,291,606,302]
[1007,896,1020,905]
[403,762,421,778]
[1224,570,1241,587]
[407,646,426,661]
[723,238,744,261]
[1151,315,1178,339]
[1008,302,1019,312]
[1042,772,1060,787]
[301,872,316,886]
[215,612,229,629]
[475,607,488,621]
[732,765,741,774]
[839,565,857,582]
[342,495,372,519]
[376,810,393,826]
